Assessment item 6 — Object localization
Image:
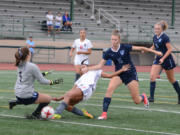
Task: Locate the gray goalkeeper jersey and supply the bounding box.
[14,62,50,98]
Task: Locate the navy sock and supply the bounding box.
[103,97,111,112]
[75,74,80,82]
[172,81,180,97]
[33,103,49,116]
[150,82,156,99]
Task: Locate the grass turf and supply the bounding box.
[0,70,180,135]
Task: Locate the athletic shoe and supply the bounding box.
[82,109,94,119]
[98,112,107,120]
[9,100,17,109]
[142,93,149,108]
[148,97,154,103]
[52,114,62,119]
[26,114,41,120]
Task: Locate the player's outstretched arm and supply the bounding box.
[82,59,106,73]
[52,96,64,101]
[132,46,162,56]
[101,64,130,78]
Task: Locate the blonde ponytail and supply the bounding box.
[156,20,168,31]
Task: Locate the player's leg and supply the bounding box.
[54,87,83,118]
[74,65,81,81]
[149,65,162,102]
[98,76,122,120]
[127,80,149,107]
[29,93,52,119]
[165,69,180,104]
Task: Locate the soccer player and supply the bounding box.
[148,20,180,103]
[52,60,130,119]
[82,30,162,120]
[69,29,93,81]
[9,47,60,119]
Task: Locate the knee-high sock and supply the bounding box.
[103,97,111,112]
[55,101,68,115]
[172,81,180,98]
[32,103,49,116]
[71,107,84,116]
[150,81,156,99]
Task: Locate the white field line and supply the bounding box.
[0,114,179,135]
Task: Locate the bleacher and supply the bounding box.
[0,0,179,44]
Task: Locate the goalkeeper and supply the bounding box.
[9,47,61,119]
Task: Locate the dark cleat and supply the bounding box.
[148,97,154,103]
[9,100,17,109]
[26,114,41,120]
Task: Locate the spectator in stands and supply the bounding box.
[26,36,35,62]
[62,11,72,31]
[46,10,54,37]
[55,12,62,33]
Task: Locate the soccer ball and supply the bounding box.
[41,106,55,119]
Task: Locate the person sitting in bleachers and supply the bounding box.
[55,12,62,33]
[62,11,72,31]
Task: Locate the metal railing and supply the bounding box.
[97,8,120,31]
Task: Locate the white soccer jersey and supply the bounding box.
[46,14,53,25]
[75,70,102,91]
[55,16,62,26]
[72,39,93,65]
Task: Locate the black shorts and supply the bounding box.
[153,56,176,70]
[16,92,39,105]
[118,71,138,85]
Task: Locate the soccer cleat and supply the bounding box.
[98,112,107,120]
[52,114,62,119]
[26,114,41,120]
[178,96,180,104]
[9,100,17,109]
[148,97,154,103]
[82,109,94,119]
[142,93,149,108]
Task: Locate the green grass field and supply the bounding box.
[0,70,180,135]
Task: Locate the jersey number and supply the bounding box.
[19,71,22,82]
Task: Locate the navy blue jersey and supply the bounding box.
[153,33,170,56]
[103,44,136,77]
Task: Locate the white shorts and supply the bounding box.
[47,21,53,26]
[77,84,94,101]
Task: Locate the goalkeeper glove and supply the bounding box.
[42,71,49,76]
[42,70,54,76]
[50,79,63,85]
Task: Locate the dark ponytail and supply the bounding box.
[15,47,29,66]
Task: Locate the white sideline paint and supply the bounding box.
[0,114,179,135]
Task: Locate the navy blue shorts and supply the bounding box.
[16,92,39,105]
[118,71,138,85]
[153,56,176,70]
